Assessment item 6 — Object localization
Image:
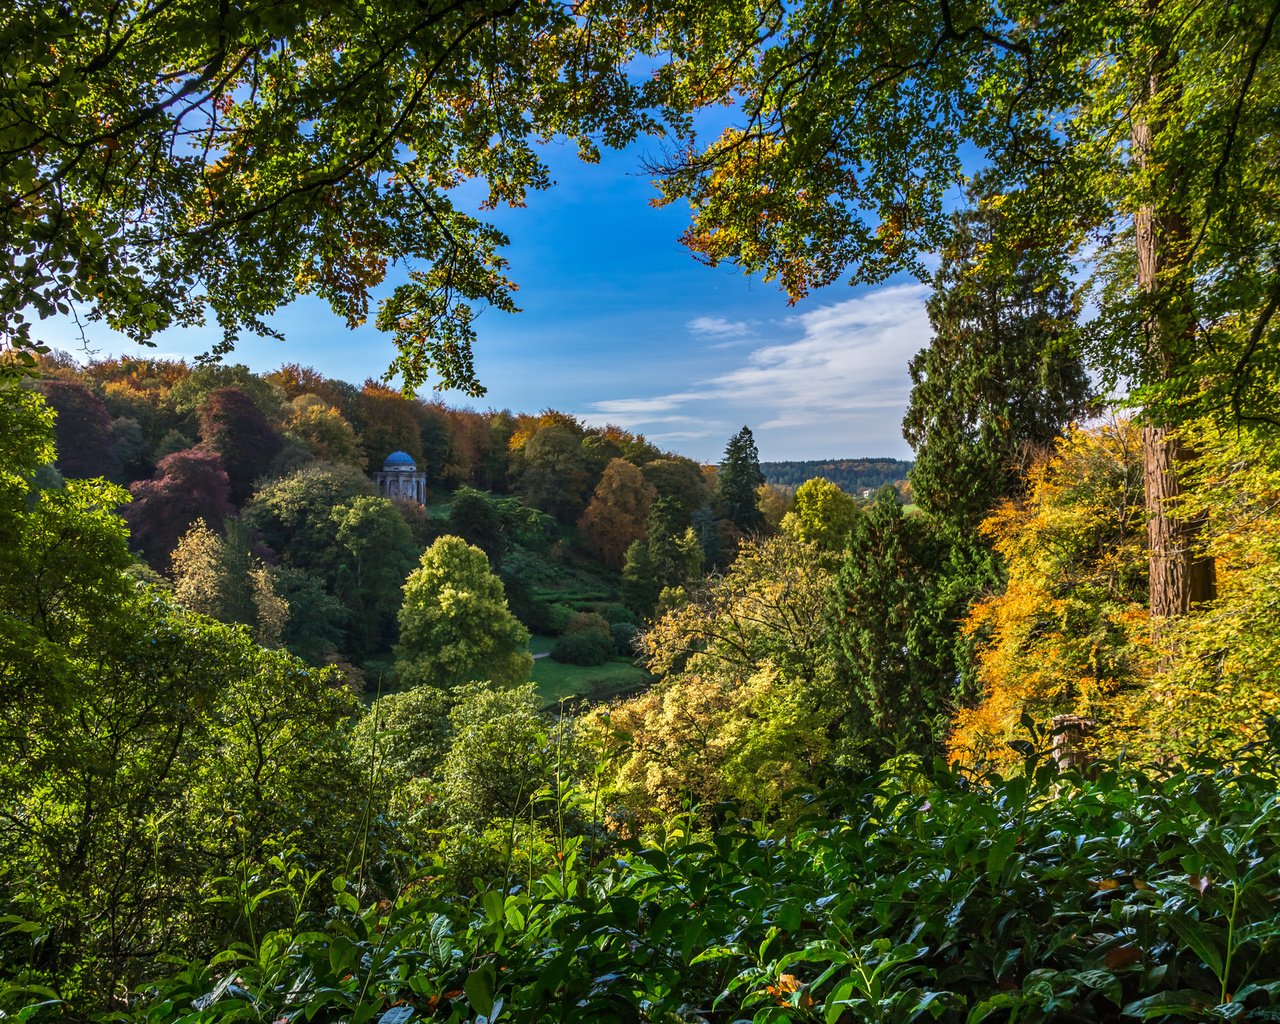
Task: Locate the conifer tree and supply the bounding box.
[825,487,952,760]
[716,426,765,534]
[903,206,1093,535]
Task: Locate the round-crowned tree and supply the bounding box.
[395,535,533,690]
[198,387,283,506]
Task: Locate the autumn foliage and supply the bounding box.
[948,420,1151,768]
[950,417,1280,769]
[578,458,657,568]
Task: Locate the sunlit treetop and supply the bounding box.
[0,0,662,392]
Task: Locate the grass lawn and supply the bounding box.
[530,655,652,708]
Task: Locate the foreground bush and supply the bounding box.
[51,739,1280,1024]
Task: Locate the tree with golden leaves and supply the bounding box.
[578,458,658,569]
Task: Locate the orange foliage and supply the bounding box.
[577,458,656,569]
[948,419,1151,769]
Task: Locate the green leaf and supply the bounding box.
[465,963,497,1018]
[1122,989,1220,1019]
[1161,914,1225,979]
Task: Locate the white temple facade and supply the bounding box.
[374,450,427,504]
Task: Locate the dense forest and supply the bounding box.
[4,0,1280,1021]
[758,459,913,497]
[21,354,792,695]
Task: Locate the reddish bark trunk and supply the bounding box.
[1142,424,1215,617]
[1132,67,1215,620]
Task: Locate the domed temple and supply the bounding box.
[374,450,427,504]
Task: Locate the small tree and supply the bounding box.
[395,536,533,690]
[825,487,954,761]
[783,478,860,551]
[440,682,550,826]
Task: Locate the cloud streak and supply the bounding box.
[581,284,929,459]
[687,315,753,340]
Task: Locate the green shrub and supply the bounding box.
[126,744,1280,1024]
[550,630,613,666]
[521,600,575,635]
[610,621,640,655]
[598,601,638,625]
[563,610,610,640]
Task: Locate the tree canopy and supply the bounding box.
[0,0,656,390]
[647,0,1280,618]
[395,535,532,691]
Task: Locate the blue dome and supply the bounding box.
[383,450,417,470]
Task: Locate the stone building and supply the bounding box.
[374,450,427,504]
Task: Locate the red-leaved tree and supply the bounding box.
[126,450,234,570]
[198,387,283,505]
[36,380,121,481]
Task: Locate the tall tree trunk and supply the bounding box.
[1132,69,1215,619]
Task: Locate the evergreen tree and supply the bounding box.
[331,496,417,659]
[447,487,508,567]
[647,498,703,593]
[691,505,722,569]
[904,205,1094,535]
[620,539,660,619]
[716,426,765,534]
[825,487,955,762]
[621,498,706,618]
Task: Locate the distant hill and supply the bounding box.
[760,458,913,495]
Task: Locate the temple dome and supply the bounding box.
[383,451,416,471]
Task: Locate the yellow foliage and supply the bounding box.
[1117,420,1280,758]
[950,415,1280,769]
[585,535,836,817]
[949,419,1151,769]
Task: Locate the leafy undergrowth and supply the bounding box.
[15,747,1280,1024]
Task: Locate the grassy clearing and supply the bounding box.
[530,656,652,708]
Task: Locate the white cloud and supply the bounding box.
[583,283,930,459]
[590,394,704,417]
[687,315,753,341]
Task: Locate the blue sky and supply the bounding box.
[44,140,930,463]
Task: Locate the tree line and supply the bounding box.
[24,356,790,680]
[758,458,912,496]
